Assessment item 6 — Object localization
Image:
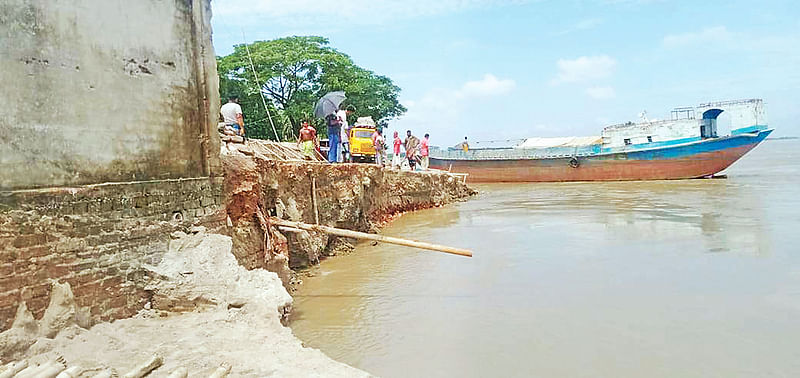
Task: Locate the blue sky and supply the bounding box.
[211,0,799,146]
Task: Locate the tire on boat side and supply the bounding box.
[569,157,580,168]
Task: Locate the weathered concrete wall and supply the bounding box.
[0,178,225,330]
[0,0,220,190]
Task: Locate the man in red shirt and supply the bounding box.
[392,131,403,170]
[420,133,430,170]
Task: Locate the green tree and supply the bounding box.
[217,36,406,140]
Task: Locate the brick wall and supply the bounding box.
[0,177,224,330]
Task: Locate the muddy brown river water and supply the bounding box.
[290,139,800,377]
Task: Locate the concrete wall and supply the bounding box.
[0,0,220,190]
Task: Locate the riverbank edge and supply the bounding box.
[221,140,478,288]
[218,141,477,374]
[0,140,476,376]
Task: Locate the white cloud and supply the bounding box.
[458,74,516,98]
[551,55,617,84]
[213,0,533,26]
[585,86,616,100]
[663,26,732,47]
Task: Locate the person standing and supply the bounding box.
[420,133,430,170]
[298,121,318,160]
[339,126,350,162]
[392,131,403,169]
[326,112,341,162]
[336,105,355,162]
[220,96,245,137]
[404,130,420,170]
[372,129,386,167]
[462,136,469,152]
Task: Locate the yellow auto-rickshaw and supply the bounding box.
[348,117,378,163]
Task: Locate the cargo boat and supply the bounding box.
[430,99,772,182]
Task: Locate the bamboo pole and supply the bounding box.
[270,218,472,257]
[311,177,319,224]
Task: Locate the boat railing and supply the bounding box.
[698,98,761,108]
[603,118,678,130]
[432,145,600,160]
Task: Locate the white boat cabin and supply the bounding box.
[601,99,767,150]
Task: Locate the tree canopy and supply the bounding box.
[217,36,406,140]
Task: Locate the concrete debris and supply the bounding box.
[90,370,113,378]
[121,354,162,378]
[208,363,232,378]
[165,366,188,378]
[0,360,28,378]
[0,231,370,377]
[0,304,39,361]
[39,283,77,339]
[15,357,65,378]
[54,365,82,378]
[11,304,37,335]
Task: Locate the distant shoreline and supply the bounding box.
[766,136,799,140]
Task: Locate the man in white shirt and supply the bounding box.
[220,96,245,137]
[336,105,354,162]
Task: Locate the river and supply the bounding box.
[289,139,800,377]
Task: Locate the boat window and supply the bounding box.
[624,138,632,145]
[647,136,653,143]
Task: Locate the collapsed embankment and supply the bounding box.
[0,139,475,376]
[221,141,477,286]
[0,230,369,377]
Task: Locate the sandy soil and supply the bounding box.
[0,231,370,377]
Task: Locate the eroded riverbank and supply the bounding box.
[0,139,476,376]
[220,140,476,286]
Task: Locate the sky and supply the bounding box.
[211,0,800,146]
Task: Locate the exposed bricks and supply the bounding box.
[0,290,20,310]
[0,263,12,276]
[13,233,46,248]
[0,177,225,331]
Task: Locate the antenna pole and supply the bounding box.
[242,30,281,142]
